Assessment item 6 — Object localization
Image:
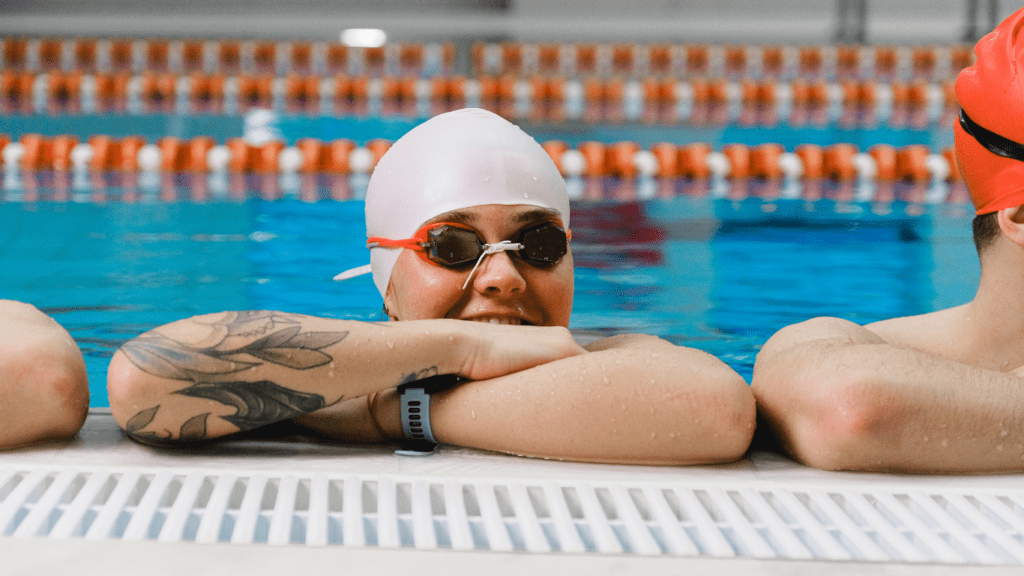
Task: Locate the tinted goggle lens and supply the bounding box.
[424,223,568,268]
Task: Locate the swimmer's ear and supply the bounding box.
[996,205,1024,248]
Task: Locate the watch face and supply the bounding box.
[397,373,461,393]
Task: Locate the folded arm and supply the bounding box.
[106,310,585,444]
[751,317,1024,473]
[297,333,755,465]
[0,300,90,450]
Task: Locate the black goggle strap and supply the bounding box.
[959,109,1024,162]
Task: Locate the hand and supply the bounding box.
[454,323,586,382]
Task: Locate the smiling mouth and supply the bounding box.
[465,317,532,326]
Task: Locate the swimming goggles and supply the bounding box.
[364,221,571,289]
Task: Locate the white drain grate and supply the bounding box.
[3,464,1024,564]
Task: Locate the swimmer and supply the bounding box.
[751,8,1024,473]
[0,300,89,449]
[107,108,754,465]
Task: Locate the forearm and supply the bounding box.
[755,337,1024,473]
[108,311,583,443]
[311,341,755,465]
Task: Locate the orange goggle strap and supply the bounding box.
[367,221,572,260]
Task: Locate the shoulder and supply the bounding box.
[865,305,967,353]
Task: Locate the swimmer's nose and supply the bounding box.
[466,242,526,294]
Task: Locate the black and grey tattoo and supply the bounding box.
[118,311,345,440]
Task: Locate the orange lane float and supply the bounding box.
[823,144,859,181]
[541,140,569,174]
[868,144,898,181]
[720,144,751,179]
[794,144,825,180]
[895,145,930,183]
[750,143,785,180]
[576,141,607,177]
[650,142,679,178]
[678,143,712,179]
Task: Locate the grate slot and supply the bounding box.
[945,494,1024,562]
[49,471,112,540]
[772,490,851,560]
[194,473,236,544]
[85,471,141,540]
[674,487,733,556]
[474,481,513,552]
[123,472,174,541]
[508,482,550,552]
[642,486,698,556]
[543,483,585,553]
[841,490,927,562]
[444,480,473,551]
[610,485,659,555]
[305,474,328,546]
[267,475,298,545]
[737,488,811,559]
[707,488,773,557]
[871,491,963,562]
[805,490,887,561]
[342,477,365,547]
[11,469,78,538]
[577,483,622,554]
[410,479,437,549]
[0,469,49,536]
[231,474,268,544]
[978,494,1024,545]
[377,478,399,548]
[907,492,1001,563]
[157,472,205,543]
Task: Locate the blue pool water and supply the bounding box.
[1,186,978,407]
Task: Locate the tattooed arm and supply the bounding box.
[106,311,584,444]
[0,300,89,450]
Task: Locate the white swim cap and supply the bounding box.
[342,108,570,297]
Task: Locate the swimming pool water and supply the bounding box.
[0,189,978,407]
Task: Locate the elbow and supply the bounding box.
[758,366,899,471]
[106,350,156,431]
[0,341,90,450]
[663,369,756,465]
[704,372,757,463]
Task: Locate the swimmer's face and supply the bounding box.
[384,204,574,327]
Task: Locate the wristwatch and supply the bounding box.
[395,374,459,455]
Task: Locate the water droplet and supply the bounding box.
[650,432,657,439]
[940,439,949,448]
[330,362,335,369]
[649,407,655,415]
[484,177,490,182]
[328,371,334,378]
[1001,429,1009,437]
[386,341,394,349]
[996,444,1004,451]
[230,362,236,369]
[449,336,454,342]
[532,176,537,181]
[471,410,476,419]
[669,432,675,439]
[522,192,530,198]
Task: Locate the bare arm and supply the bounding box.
[0,300,89,450]
[106,310,585,444]
[751,317,1024,473]
[297,333,755,465]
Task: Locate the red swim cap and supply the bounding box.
[955,7,1024,215]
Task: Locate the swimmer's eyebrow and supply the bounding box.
[425,207,562,226]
